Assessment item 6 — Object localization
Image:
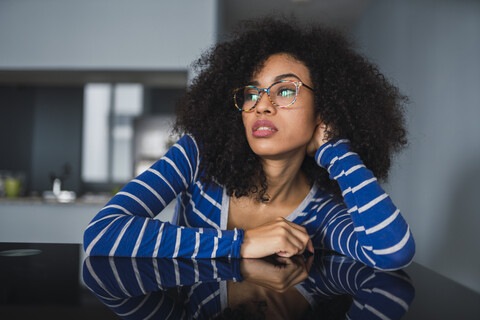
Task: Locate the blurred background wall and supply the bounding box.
[0,0,478,293]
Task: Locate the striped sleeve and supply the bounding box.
[312,139,415,270]
[295,254,414,319]
[83,135,244,258]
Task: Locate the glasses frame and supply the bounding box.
[233,80,314,112]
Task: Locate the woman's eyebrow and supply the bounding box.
[248,73,303,86]
[274,73,302,82]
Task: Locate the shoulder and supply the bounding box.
[309,185,347,215]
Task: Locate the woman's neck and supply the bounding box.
[259,151,310,205]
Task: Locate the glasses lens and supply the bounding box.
[270,81,297,107]
[235,86,259,111]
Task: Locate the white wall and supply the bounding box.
[0,0,217,70]
[354,0,480,293]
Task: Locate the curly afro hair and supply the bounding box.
[174,17,407,201]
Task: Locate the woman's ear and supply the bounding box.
[315,114,323,126]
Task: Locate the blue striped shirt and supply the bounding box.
[83,135,415,270]
[82,253,415,319]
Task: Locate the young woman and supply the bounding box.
[83,18,415,270]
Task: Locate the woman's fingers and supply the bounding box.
[240,218,313,258]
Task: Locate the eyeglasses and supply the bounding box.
[233,80,314,112]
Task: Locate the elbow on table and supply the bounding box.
[374,238,416,271]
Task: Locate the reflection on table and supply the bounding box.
[83,250,414,319]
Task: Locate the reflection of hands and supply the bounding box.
[240,217,314,258]
[306,123,328,157]
[240,255,314,292]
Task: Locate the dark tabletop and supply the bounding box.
[0,242,478,319]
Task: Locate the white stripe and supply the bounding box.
[347,206,358,214]
[193,259,199,282]
[352,177,377,193]
[147,168,177,195]
[193,290,220,319]
[132,219,149,257]
[358,193,388,213]
[153,259,162,289]
[303,215,317,225]
[361,246,376,266]
[212,237,218,258]
[102,204,133,215]
[316,144,332,164]
[116,191,154,218]
[195,181,222,210]
[338,221,352,253]
[373,288,409,311]
[153,223,165,257]
[316,202,341,230]
[173,259,180,285]
[105,299,129,308]
[188,198,220,229]
[84,258,121,299]
[161,300,176,320]
[187,134,201,182]
[85,216,124,256]
[144,295,165,320]
[179,199,192,227]
[162,156,188,188]
[342,187,352,197]
[172,228,182,258]
[345,164,365,176]
[328,156,339,169]
[109,257,130,296]
[373,227,410,255]
[345,262,355,293]
[192,233,200,258]
[132,258,146,295]
[334,164,366,180]
[334,139,349,146]
[353,265,367,290]
[117,293,151,316]
[329,215,348,249]
[353,299,364,310]
[366,209,400,234]
[346,230,354,259]
[362,245,373,251]
[360,273,376,287]
[354,226,365,232]
[132,179,167,207]
[109,217,135,256]
[354,242,360,261]
[365,305,390,320]
[173,143,193,180]
[212,259,218,279]
[86,213,124,230]
[339,151,355,160]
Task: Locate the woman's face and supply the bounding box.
[242,53,320,160]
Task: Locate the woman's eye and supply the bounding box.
[278,89,295,98]
[245,93,260,102]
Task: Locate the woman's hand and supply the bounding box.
[240,255,313,292]
[306,123,328,157]
[240,217,314,258]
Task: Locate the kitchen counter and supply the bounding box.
[0,199,176,244]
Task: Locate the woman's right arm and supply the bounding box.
[83,135,244,258]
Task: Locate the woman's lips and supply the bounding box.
[252,120,278,137]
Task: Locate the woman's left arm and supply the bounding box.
[307,129,415,270]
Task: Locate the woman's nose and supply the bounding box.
[255,92,276,114]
